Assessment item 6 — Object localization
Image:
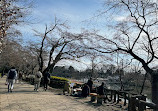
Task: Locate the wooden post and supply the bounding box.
[124,92,127,106]
[142,95,147,110]
[138,101,144,111]
[114,90,116,102]
[130,96,136,111]
[117,91,120,103]
[128,94,136,111]
[128,94,131,111]
[110,90,113,102]
[138,95,147,111]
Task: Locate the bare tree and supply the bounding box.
[0,39,37,75]
[0,0,32,53]
[33,19,87,75]
[85,0,158,104]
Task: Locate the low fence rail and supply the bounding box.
[105,89,158,111]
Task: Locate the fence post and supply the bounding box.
[131,96,136,111]
[117,91,120,103]
[114,90,116,102]
[128,94,131,111]
[124,92,127,106]
[138,95,147,111]
[128,95,136,111]
[138,101,144,111]
[110,90,113,102]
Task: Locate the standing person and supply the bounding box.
[34,70,42,92]
[18,71,23,84]
[43,71,50,91]
[7,67,17,92]
[87,77,93,93]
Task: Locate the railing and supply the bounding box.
[105,89,158,111]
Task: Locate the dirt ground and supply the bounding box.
[0,76,127,111]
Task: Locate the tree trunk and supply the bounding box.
[43,62,56,75]
[151,74,158,109]
[140,73,147,94]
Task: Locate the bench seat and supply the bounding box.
[90,93,97,102]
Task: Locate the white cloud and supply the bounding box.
[114,16,127,22]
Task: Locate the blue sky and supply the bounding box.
[17,0,106,70]
[18,0,155,71]
[19,0,158,71]
[18,0,129,43]
[19,0,107,43]
[33,0,103,23]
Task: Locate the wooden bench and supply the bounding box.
[97,95,105,104]
[90,93,97,102]
[90,93,107,104]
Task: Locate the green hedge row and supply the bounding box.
[50,76,70,88]
[50,76,69,82]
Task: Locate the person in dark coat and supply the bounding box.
[87,77,93,92]
[7,67,17,92]
[97,82,109,103]
[81,83,90,97]
[97,82,105,95]
[43,72,50,91]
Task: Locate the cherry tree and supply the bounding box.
[85,0,158,104]
[33,19,87,75]
[0,0,31,53]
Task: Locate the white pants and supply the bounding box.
[8,79,15,90]
[34,81,40,90]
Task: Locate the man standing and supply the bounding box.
[87,77,93,93]
[34,70,42,92]
[18,71,23,84]
[43,71,50,91]
[7,67,17,92]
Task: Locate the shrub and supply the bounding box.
[50,76,69,82]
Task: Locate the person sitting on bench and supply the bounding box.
[97,82,109,103]
[81,83,90,97]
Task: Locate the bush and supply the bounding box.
[50,76,69,82]
[50,76,70,88]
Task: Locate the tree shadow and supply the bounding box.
[0,90,37,94]
[85,101,102,107]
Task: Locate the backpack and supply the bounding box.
[36,74,41,78]
[8,70,16,79]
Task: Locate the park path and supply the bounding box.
[0,76,125,111]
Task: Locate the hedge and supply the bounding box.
[49,76,70,88]
[50,76,69,82]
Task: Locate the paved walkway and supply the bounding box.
[0,76,125,111]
